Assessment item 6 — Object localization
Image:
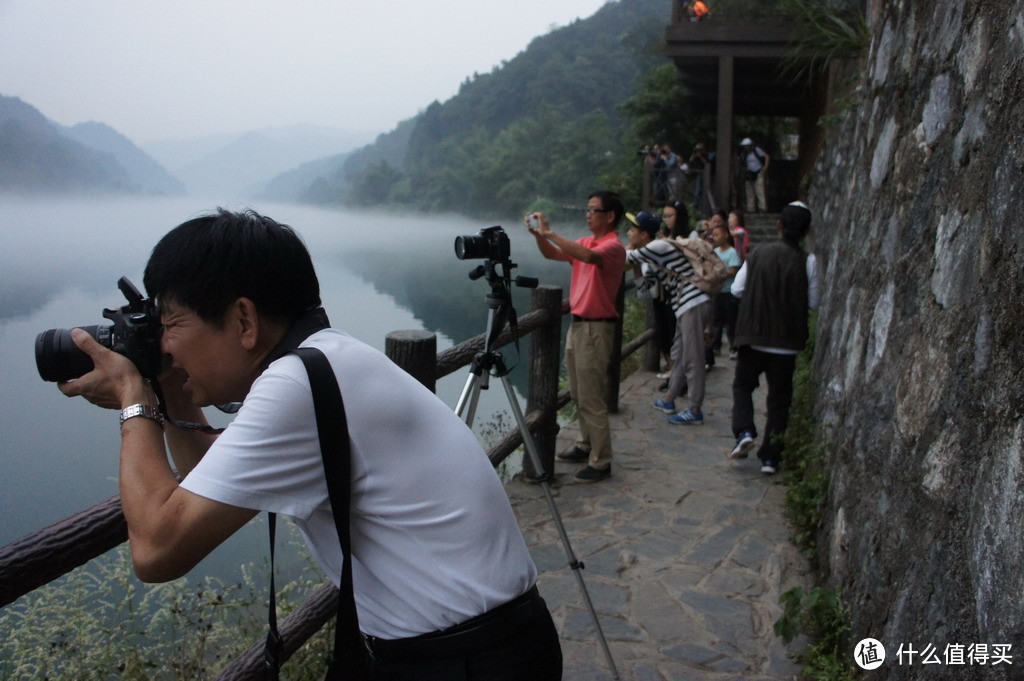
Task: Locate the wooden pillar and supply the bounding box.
[523,285,562,479]
[385,330,437,392]
[715,55,734,213]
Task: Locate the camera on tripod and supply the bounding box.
[35,277,164,383]
[454,225,511,261]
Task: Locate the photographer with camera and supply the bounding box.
[52,209,561,680]
[526,191,626,484]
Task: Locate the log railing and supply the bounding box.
[0,279,659,679]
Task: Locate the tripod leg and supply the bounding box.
[498,376,620,680]
[455,371,485,427]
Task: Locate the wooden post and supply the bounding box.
[605,273,626,413]
[522,285,562,479]
[385,330,437,392]
[715,54,735,213]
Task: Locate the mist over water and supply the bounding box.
[0,196,573,582]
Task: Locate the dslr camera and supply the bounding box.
[454,225,511,261]
[35,277,163,383]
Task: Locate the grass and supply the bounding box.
[0,532,332,681]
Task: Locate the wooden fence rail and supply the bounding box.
[1,278,659,679]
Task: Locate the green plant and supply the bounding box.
[781,0,869,82]
[0,531,332,681]
[780,311,829,557]
[775,586,856,681]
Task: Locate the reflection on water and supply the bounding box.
[0,197,576,580]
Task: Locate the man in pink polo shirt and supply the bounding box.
[526,190,626,483]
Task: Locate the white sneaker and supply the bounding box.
[760,462,777,475]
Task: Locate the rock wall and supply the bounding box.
[806,0,1024,677]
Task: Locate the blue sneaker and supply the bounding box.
[730,431,756,459]
[668,408,704,425]
[653,398,676,414]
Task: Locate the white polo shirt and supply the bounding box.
[181,329,537,639]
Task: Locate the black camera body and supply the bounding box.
[454,225,511,261]
[35,277,163,383]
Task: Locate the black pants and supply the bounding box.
[731,347,797,465]
[652,297,676,359]
[366,587,562,680]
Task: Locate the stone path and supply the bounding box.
[506,362,811,681]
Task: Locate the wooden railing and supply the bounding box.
[0,280,658,679]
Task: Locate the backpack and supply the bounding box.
[665,237,729,295]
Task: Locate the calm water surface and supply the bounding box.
[0,196,573,582]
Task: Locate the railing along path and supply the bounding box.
[0,279,659,679]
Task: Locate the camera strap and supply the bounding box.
[264,346,369,680]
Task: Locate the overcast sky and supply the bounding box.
[0,0,612,145]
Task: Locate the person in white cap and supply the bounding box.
[728,201,820,474]
[739,137,770,213]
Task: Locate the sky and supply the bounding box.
[0,0,612,145]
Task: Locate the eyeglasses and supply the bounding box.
[584,208,610,215]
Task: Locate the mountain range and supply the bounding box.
[1,0,668,208]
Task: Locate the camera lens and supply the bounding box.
[454,235,489,260]
[34,325,108,382]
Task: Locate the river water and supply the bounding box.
[0,195,572,582]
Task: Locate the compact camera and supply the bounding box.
[454,225,511,261]
[35,277,164,383]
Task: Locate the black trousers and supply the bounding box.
[652,297,676,359]
[731,347,797,465]
[366,587,562,681]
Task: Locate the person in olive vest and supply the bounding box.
[728,201,820,474]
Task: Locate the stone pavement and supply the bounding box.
[506,362,812,681]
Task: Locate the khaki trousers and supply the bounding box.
[565,320,615,470]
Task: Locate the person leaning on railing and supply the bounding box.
[55,209,562,680]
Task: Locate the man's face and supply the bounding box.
[626,226,650,249]
[159,299,249,407]
[585,197,615,235]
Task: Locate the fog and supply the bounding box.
[0,195,574,556]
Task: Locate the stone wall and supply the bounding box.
[805,0,1024,677]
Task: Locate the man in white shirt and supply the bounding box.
[58,209,561,679]
[729,201,820,474]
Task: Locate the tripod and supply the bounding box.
[454,256,620,680]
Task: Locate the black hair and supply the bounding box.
[779,202,812,245]
[663,201,690,238]
[712,208,728,222]
[143,209,321,326]
[589,190,625,227]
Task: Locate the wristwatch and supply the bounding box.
[119,403,166,429]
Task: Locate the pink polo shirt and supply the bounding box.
[569,231,626,318]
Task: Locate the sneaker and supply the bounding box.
[557,446,590,463]
[668,408,704,425]
[574,465,611,483]
[653,398,676,414]
[729,349,738,360]
[656,371,672,379]
[658,380,669,392]
[760,461,778,475]
[730,431,756,459]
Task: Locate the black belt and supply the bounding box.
[363,586,544,662]
[571,314,617,323]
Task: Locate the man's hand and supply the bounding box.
[525,211,553,238]
[58,328,153,409]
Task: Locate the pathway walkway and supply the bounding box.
[506,362,812,681]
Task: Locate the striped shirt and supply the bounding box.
[626,239,711,316]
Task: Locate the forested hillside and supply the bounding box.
[303,0,674,217]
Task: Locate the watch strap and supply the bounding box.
[119,403,165,428]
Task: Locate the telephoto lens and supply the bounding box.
[35,324,110,383]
